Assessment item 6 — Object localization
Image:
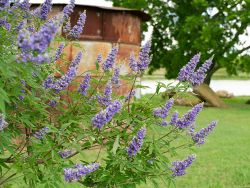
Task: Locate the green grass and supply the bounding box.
[142,68,250,80]
[140,95,250,188]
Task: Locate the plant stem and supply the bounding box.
[127,74,137,113]
[0,173,17,186]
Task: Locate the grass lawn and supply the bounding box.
[142,68,250,80]
[139,95,250,188]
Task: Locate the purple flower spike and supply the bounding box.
[176,103,203,129]
[96,54,102,63]
[102,47,118,71]
[192,121,217,145]
[78,73,91,96]
[63,0,75,19]
[69,11,86,39]
[129,41,151,72]
[51,52,81,93]
[76,163,100,177]
[64,163,99,183]
[43,76,54,89]
[19,0,30,11]
[189,57,213,86]
[18,15,62,63]
[15,21,24,32]
[70,51,82,68]
[137,41,151,71]
[54,43,65,62]
[171,154,196,177]
[177,53,200,82]
[153,98,174,119]
[33,127,49,140]
[48,100,57,107]
[129,54,138,72]
[19,95,25,101]
[177,54,214,87]
[160,120,168,126]
[127,127,146,157]
[59,149,73,158]
[92,100,122,129]
[111,67,120,86]
[91,111,107,129]
[98,81,112,106]
[63,20,71,33]
[0,0,9,7]
[64,168,78,182]
[125,90,136,102]
[21,80,26,86]
[170,111,179,126]
[52,67,77,93]
[0,18,11,31]
[105,100,122,122]
[0,114,8,131]
[40,0,52,20]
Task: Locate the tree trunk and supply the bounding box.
[204,62,220,85]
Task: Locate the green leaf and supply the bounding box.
[112,135,120,155]
[96,61,100,70]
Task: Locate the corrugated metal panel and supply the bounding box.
[103,12,141,45]
[73,7,103,40]
[30,3,151,22]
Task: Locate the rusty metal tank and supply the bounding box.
[32,3,150,95]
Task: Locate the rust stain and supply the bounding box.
[103,12,141,45]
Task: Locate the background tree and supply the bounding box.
[111,0,250,85]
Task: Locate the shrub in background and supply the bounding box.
[0,1,217,187]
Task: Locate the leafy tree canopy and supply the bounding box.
[110,0,250,84]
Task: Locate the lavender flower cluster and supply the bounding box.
[78,73,91,96]
[64,163,99,182]
[124,90,136,102]
[63,0,75,19]
[127,127,146,157]
[43,52,82,93]
[19,0,30,11]
[153,98,174,119]
[58,149,73,158]
[102,47,118,71]
[0,0,9,8]
[33,127,49,140]
[171,155,196,177]
[96,54,102,64]
[129,41,151,72]
[0,114,8,131]
[68,11,86,39]
[54,43,65,62]
[0,18,11,31]
[191,121,217,145]
[111,67,120,86]
[177,54,213,86]
[92,100,122,129]
[40,0,52,20]
[153,98,174,126]
[175,103,203,129]
[18,15,62,64]
[97,81,112,106]
[63,20,71,33]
